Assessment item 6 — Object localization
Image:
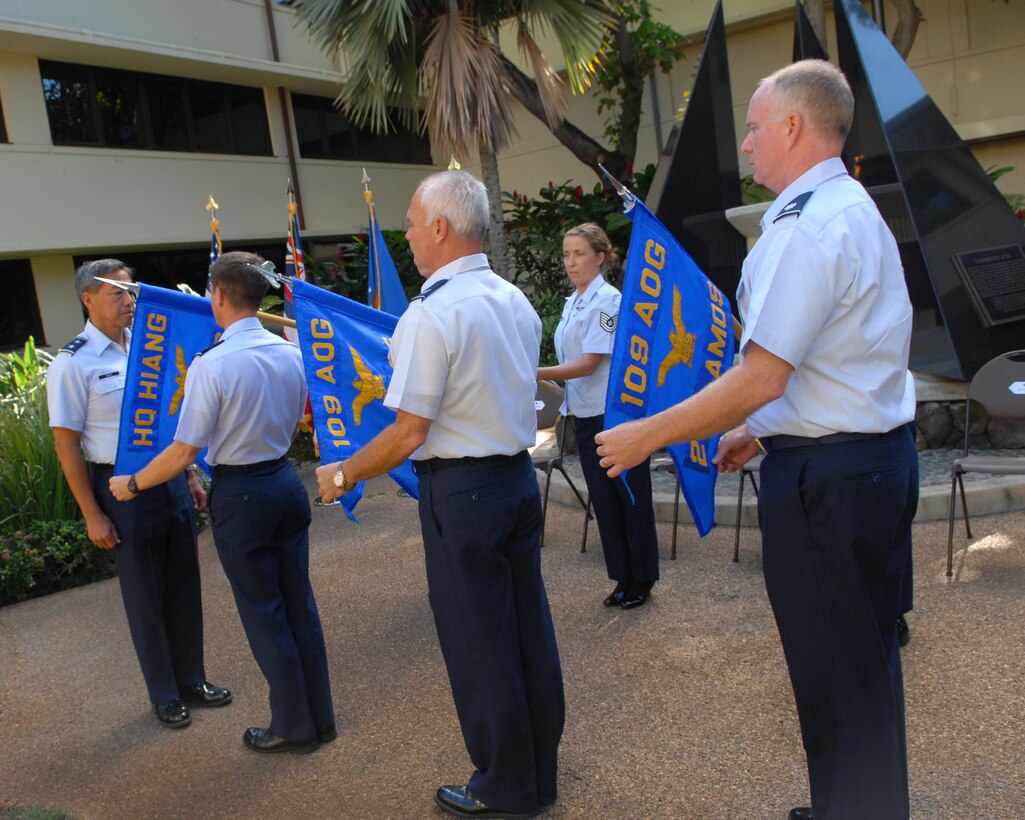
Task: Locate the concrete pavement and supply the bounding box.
[1,464,1024,818]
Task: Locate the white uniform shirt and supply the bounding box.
[385,253,542,460]
[738,157,916,438]
[174,317,307,465]
[553,274,619,417]
[46,321,130,464]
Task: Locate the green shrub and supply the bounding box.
[0,342,79,530]
[504,166,655,366]
[0,519,115,607]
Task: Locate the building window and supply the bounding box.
[0,260,45,349]
[39,60,272,156]
[291,93,433,164]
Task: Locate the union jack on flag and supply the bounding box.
[282,194,305,344]
[205,195,221,297]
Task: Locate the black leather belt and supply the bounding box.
[413,451,526,476]
[211,455,287,477]
[86,461,114,472]
[759,430,894,453]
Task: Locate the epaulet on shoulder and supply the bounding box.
[411,278,451,302]
[192,339,223,360]
[772,190,815,223]
[59,336,88,355]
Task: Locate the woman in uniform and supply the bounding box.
[538,223,659,609]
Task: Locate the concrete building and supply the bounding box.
[1,0,1022,349]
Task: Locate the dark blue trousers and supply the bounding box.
[210,459,333,741]
[416,451,565,812]
[574,414,659,583]
[91,466,205,705]
[759,424,917,820]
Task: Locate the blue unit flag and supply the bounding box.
[115,284,221,475]
[366,190,408,318]
[604,200,735,536]
[291,278,419,521]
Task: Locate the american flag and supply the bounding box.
[205,195,221,297]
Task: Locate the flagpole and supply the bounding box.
[597,163,743,342]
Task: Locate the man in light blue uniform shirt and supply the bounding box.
[596,60,917,819]
[110,252,334,754]
[47,259,230,730]
[317,170,564,818]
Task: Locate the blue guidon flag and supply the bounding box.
[115,284,221,475]
[604,200,735,536]
[291,278,419,522]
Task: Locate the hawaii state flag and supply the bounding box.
[604,200,735,536]
[291,278,418,521]
[282,194,306,345]
[115,284,221,475]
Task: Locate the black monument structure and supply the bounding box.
[646,0,1025,381]
[794,0,828,62]
[643,0,747,303]
[834,0,1025,379]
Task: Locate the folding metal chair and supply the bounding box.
[946,350,1025,577]
[531,381,592,551]
[733,454,762,562]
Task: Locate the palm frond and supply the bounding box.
[515,21,567,128]
[422,11,518,156]
[516,0,613,94]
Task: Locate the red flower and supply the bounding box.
[573,186,583,200]
[626,161,634,179]
[512,190,518,199]
[522,194,528,203]
[1017,207,1024,222]
[548,180,553,189]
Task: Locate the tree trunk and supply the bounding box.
[500,54,629,183]
[889,0,923,59]
[479,143,511,280]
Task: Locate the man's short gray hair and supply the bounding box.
[75,259,132,303]
[416,170,489,242]
[764,59,854,141]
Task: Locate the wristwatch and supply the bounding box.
[127,475,139,495]
[185,464,199,474]
[332,463,349,493]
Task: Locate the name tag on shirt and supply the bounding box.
[94,371,125,393]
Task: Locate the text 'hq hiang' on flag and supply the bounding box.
[291,278,419,521]
[115,284,221,475]
[365,188,408,318]
[605,199,735,536]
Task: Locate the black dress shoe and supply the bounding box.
[242,727,319,754]
[153,699,191,729]
[434,784,540,818]
[603,581,630,607]
[789,808,813,820]
[317,722,337,743]
[620,581,653,610]
[181,681,232,707]
[896,614,911,647]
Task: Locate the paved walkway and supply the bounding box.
[1,465,1024,818]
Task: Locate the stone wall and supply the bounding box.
[916,400,1025,450]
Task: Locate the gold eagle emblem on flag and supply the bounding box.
[168,345,188,415]
[656,285,696,387]
[349,345,386,425]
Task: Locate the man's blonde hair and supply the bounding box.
[763,59,854,141]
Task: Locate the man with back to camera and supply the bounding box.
[595,60,918,819]
[316,170,565,818]
[109,252,335,754]
[47,259,231,730]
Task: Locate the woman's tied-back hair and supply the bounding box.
[209,251,270,310]
[765,59,854,141]
[565,222,619,273]
[416,170,490,242]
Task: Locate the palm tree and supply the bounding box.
[291,0,610,279]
